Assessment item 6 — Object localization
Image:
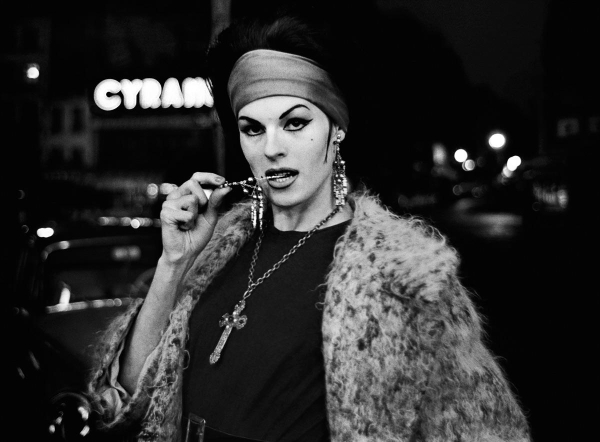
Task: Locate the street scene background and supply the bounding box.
[4,1,598,440]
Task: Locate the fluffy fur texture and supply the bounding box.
[86,191,530,441]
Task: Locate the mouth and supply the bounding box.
[264,168,299,188]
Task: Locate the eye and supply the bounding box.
[285,118,311,131]
[239,123,264,137]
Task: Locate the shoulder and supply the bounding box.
[344,190,459,271]
[330,190,462,303]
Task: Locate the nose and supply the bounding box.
[263,129,286,160]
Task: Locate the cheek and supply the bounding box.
[240,142,259,167]
[307,147,334,181]
[309,131,332,163]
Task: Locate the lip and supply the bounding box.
[264,168,298,190]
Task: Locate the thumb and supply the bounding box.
[203,186,232,226]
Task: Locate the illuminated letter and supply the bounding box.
[182,77,214,108]
[120,79,143,109]
[140,78,162,109]
[94,79,122,111]
[161,77,184,108]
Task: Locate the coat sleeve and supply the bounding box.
[84,204,254,437]
[410,273,531,442]
[85,298,153,432]
[85,293,196,440]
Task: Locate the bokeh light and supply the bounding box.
[37,227,55,238]
[25,63,40,80]
[488,132,506,149]
[463,159,476,171]
[454,149,468,162]
[506,155,522,171]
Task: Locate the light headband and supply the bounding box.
[227,49,349,131]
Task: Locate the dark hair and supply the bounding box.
[208,9,353,128]
[203,3,374,186]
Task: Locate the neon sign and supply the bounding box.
[94,77,214,111]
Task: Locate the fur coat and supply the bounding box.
[86,191,530,441]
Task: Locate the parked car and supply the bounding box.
[9,220,162,441]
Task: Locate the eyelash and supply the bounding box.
[240,118,312,137]
[286,118,311,131]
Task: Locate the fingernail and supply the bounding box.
[215,176,225,183]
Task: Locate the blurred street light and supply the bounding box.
[463,159,476,171]
[432,143,447,166]
[454,148,468,162]
[506,155,522,172]
[37,227,54,238]
[25,63,40,82]
[488,131,506,149]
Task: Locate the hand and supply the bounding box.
[160,172,232,265]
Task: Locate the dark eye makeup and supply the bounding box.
[238,116,312,136]
[239,122,264,136]
[285,117,312,131]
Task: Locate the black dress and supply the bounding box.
[183,221,350,441]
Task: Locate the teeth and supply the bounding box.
[267,172,293,180]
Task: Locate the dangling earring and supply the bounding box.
[333,133,348,207]
[251,184,264,230]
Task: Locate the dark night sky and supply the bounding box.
[384,0,546,117]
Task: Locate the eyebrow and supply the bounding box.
[279,104,309,119]
[237,104,310,123]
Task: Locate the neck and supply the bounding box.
[270,199,352,232]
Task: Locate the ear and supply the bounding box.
[333,127,346,143]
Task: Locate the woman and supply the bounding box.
[86,6,531,442]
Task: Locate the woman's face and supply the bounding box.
[237,96,341,214]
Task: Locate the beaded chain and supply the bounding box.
[209,204,342,364]
[243,204,342,300]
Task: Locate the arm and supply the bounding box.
[117,257,189,393]
[117,172,231,394]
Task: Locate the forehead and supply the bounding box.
[238,96,327,120]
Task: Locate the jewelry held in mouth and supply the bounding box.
[264,169,298,189]
[218,173,294,191]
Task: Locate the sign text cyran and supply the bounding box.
[94,77,213,111]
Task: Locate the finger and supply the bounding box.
[161,204,197,231]
[176,211,197,231]
[202,186,233,226]
[167,189,207,226]
[207,186,233,211]
[163,194,202,230]
[186,173,226,213]
[163,192,201,212]
[178,194,201,219]
[167,172,224,202]
[191,172,226,188]
[165,179,200,201]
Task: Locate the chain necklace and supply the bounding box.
[209,204,342,364]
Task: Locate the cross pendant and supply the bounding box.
[209,300,248,365]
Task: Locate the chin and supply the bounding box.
[266,192,303,209]
[263,178,332,212]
